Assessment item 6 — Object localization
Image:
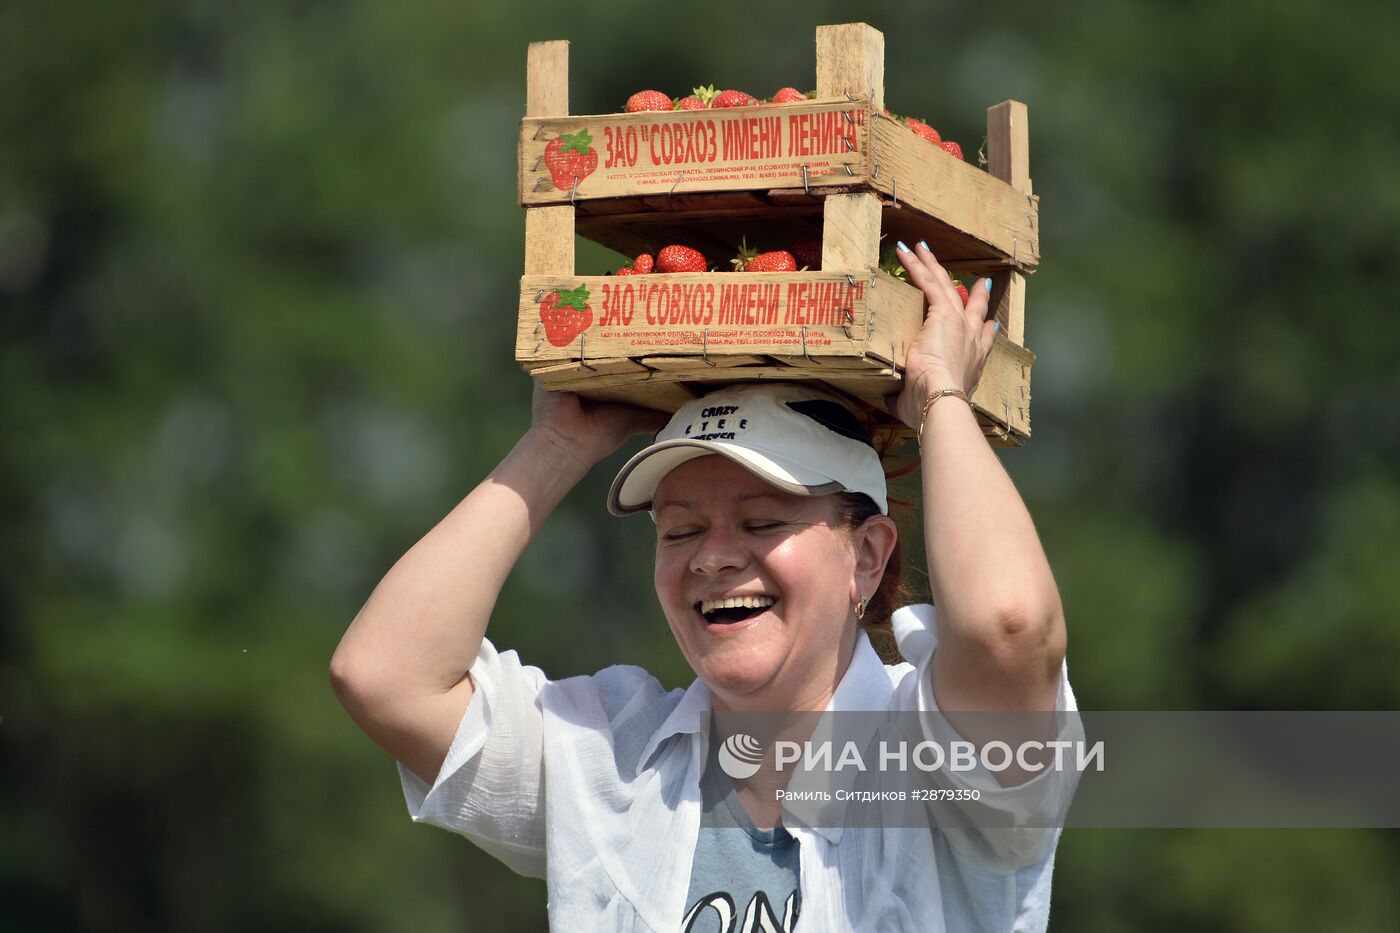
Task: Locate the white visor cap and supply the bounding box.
[607,383,888,516]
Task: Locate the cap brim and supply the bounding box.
[607,439,844,516]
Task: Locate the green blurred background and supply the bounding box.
[4,0,1399,929]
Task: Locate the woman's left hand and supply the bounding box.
[890,241,999,429]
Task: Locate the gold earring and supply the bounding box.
[855,596,868,621]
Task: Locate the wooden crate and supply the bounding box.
[516,23,1037,445]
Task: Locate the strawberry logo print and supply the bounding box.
[543,129,598,192]
[539,285,593,347]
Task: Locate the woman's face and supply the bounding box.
[652,455,894,711]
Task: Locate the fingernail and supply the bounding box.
[918,240,930,252]
[994,322,1001,334]
[896,241,910,253]
[984,278,993,293]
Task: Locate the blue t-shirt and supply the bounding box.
[682,732,801,932]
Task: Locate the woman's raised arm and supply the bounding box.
[329,386,665,783]
[893,242,1066,715]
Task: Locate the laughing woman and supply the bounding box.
[331,243,1075,932]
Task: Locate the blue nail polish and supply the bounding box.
[918,240,930,252]
[896,240,910,253]
[984,278,993,293]
[994,322,1001,334]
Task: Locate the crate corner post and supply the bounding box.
[985,100,1031,348]
[815,22,885,111]
[523,40,575,278]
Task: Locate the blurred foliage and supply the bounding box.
[3,0,1399,929]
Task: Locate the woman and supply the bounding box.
[331,243,1074,931]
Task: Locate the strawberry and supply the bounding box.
[953,280,970,306]
[543,129,598,191]
[625,90,673,113]
[712,89,757,108]
[731,237,797,273]
[656,245,708,273]
[791,236,823,271]
[744,250,797,273]
[907,117,942,145]
[614,254,653,275]
[539,286,593,347]
[771,87,807,104]
[939,140,963,160]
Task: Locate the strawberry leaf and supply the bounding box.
[556,285,590,310]
[561,129,593,154]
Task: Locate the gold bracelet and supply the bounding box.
[917,388,970,444]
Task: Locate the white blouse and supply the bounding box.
[400,604,1078,932]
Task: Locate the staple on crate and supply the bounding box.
[577,332,595,370]
[802,164,810,195]
[702,329,716,367]
[801,326,810,360]
[570,176,579,205]
[532,156,544,171]
[843,162,854,176]
[892,178,898,208]
[533,125,546,141]
[534,177,550,192]
[669,171,688,200]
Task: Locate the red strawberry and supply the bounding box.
[771,87,807,104]
[939,140,963,160]
[745,250,797,272]
[543,129,598,191]
[953,280,970,306]
[625,90,673,113]
[614,255,652,275]
[656,245,708,273]
[539,285,593,347]
[712,89,757,108]
[731,237,797,273]
[907,117,942,145]
[791,236,823,271]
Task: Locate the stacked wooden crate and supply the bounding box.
[515,23,1038,445]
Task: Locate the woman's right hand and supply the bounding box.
[528,382,670,475]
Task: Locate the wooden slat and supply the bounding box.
[518,273,879,363]
[968,336,1033,438]
[868,118,1039,269]
[520,99,871,206]
[639,355,769,371]
[815,23,885,112]
[523,41,574,277]
[527,357,649,382]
